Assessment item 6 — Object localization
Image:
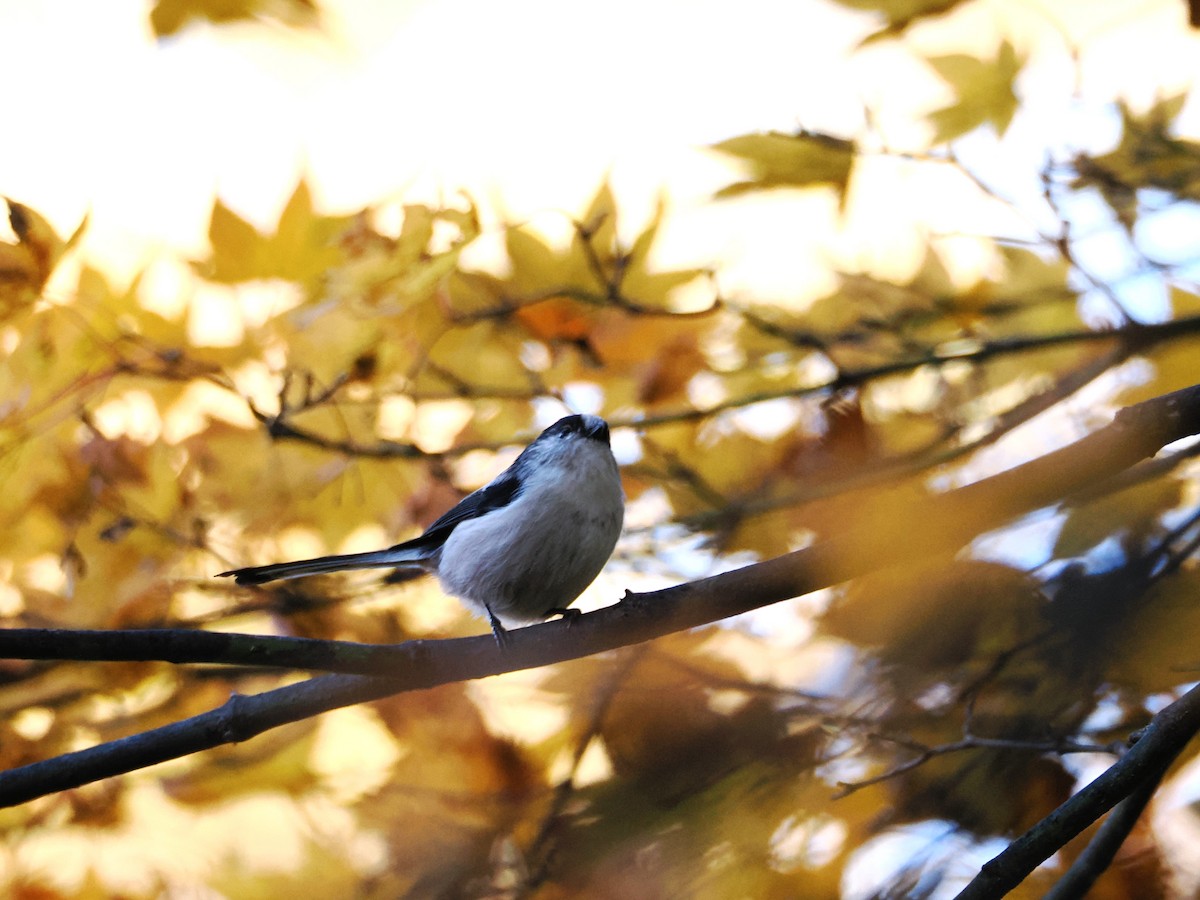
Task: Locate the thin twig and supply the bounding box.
[836,734,1116,798]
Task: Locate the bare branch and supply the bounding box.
[1042,757,1171,900]
[836,733,1116,798]
[0,628,413,675]
[240,315,1200,464]
[954,684,1200,898]
[604,313,1200,433]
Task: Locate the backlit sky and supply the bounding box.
[0,0,861,292]
[1,0,1197,310]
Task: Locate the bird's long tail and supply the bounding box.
[218,547,428,586]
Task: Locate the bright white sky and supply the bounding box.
[0,0,871,297]
[0,0,1195,303]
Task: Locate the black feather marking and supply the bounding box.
[393,470,523,552]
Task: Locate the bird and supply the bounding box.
[218,414,624,641]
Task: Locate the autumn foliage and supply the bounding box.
[3,1,1200,898]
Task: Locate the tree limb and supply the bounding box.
[262,314,1200,449]
[1042,756,1172,900]
[0,628,413,675]
[955,684,1200,899]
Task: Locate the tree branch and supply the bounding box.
[1,383,1199,807]
[954,684,1200,899]
[667,341,1128,534]
[835,734,1116,798]
[0,628,414,675]
[253,314,1200,455]
[610,312,1200,431]
[1042,756,1171,900]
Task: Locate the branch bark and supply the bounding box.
[955,684,1200,899]
[1042,756,1171,900]
[1,383,1199,808]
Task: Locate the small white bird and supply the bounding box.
[219,414,625,639]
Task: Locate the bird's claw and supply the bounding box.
[546,607,582,627]
[486,605,510,649]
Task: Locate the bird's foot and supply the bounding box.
[486,605,510,649]
[546,607,582,627]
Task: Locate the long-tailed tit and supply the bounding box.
[218,414,624,639]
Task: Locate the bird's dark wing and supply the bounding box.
[390,470,523,553]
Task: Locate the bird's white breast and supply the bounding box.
[436,438,624,626]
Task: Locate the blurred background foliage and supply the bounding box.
[2,0,1200,897]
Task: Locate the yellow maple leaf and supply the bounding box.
[711,131,856,206]
[831,0,971,44]
[200,179,349,288]
[925,40,1023,143]
[1072,95,1200,224]
[150,0,319,38]
[0,199,85,321]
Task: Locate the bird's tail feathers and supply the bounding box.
[218,546,428,586]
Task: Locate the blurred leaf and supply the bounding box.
[150,0,319,37]
[711,131,855,205]
[987,245,1075,308]
[804,247,958,354]
[823,561,1045,675]
[1170,286,1200,316]
[599,634,800,802]
[891,745,1075,835]
[211,840,364,900]
[925,40,1024,143]
[830,0,971,43]
[0,199,78,321]
[359,686,539,897]
[163,719,320,804]
[371,685,538,802]
[1072,95,1200,225]
[619,194,713,312]
[514,295,595,343]
[201,180,349,287]
[1108,569,1200,693]
[1120,333,1200,404]
[592,313,717,407]
[330,202,479,313]
[491,181,710,321]
[426,321,535,393]
[1054,477,1184,558]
